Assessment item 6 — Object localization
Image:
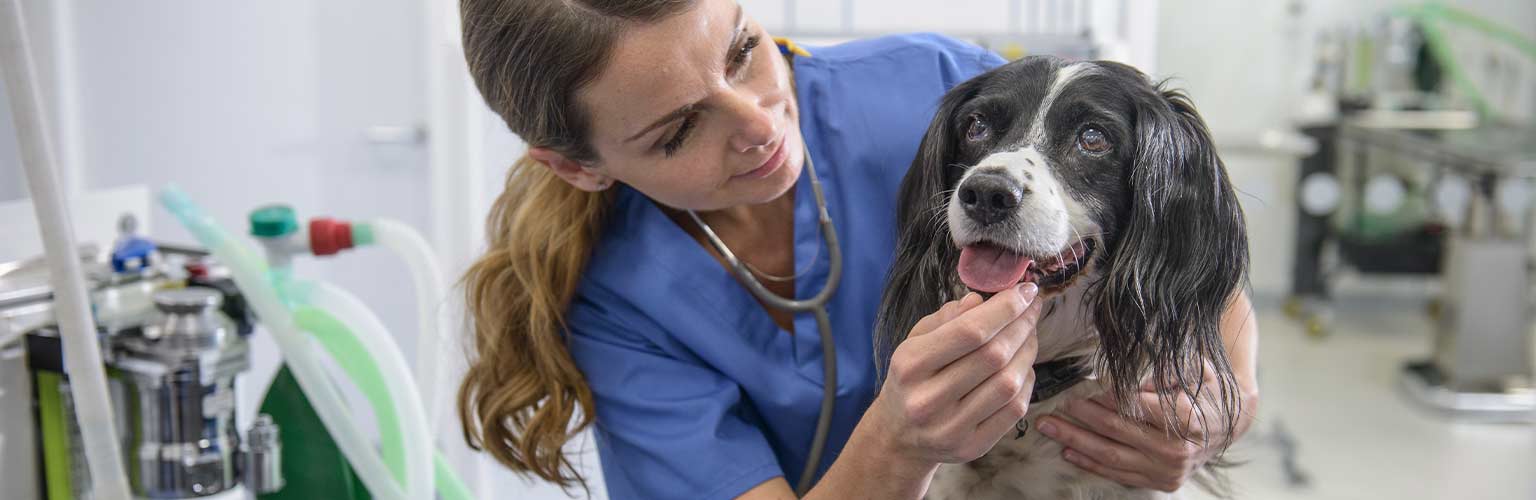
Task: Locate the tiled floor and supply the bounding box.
[1191,296,1536,500]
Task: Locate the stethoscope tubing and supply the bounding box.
[688,151,841,495]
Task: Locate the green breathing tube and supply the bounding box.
[294,305,473,500]
[160,186,472,500]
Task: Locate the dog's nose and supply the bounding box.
[958,173,1025,226]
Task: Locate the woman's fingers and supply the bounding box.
[937,297,1044,405]
[1061,398,1163,453]
[952,323,1039,428]
[1079,388,1221,476]
[967,378,1034,460]
[909,292,983,338]
[964,325,1040,460]
[1089,389,1202,441]
[1129,388,1213,439]
[900,284,1038,376]
[1035,416,1157,476]
[878,285,1048,464]
[1061,447,1167,491]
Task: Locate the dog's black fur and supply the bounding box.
[874,55,1250,495]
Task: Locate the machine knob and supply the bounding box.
[243,414,285,494]
[152,287,223,315]
[147,288,231,352]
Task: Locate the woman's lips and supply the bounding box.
[735,138,787,180]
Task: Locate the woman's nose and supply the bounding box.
[725,90,778,153]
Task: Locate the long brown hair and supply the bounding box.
[456,0,696,490]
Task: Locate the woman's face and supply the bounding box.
[571,0,803,211]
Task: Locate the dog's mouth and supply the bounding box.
[957,238,1097,294]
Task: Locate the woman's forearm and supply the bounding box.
[803,404,939,500]
[736,395,941,500]
[1220,290,1261,442]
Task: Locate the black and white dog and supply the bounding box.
[875,56,1250,499]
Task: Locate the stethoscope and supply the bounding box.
[686,148,841,495]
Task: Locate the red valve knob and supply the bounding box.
[309,218,355,256]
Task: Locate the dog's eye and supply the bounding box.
[1077,127,1110,154]
[966,115,990,142]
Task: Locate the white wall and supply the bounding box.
[64,0,439,349]
[0,77,22,202]
[1,0,69,203]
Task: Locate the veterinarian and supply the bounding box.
[454,1,1261,499]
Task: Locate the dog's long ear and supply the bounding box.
[1090,82,1249,445]
[872,81,978,384]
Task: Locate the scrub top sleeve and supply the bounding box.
[567,323,783,500]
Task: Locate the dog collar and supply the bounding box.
[1031,356,1090,403]
[1015,356,1091,439]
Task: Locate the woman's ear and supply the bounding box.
[529,147,613,191]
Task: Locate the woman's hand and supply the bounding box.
[869,283,1044,465]
[1034,360,1246,493]
[1034,290,1260,493]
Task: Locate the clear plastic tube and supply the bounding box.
[301,282,433,500]
[435,455,475,500]
[366,219,453,433]
[292,307,408,482]
[296,305,474,500]
[159,188,407,500]
[2,0,130,496]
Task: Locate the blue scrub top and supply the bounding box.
[566,33,1006,500]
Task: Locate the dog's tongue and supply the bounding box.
[958,244,1034,293]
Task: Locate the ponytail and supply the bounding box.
[456,0,697,490]
[457,153,612,489]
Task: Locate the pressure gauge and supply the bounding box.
[1363,174,1406,215]
[1299,172,1341,216]
[1433,175,1472,227]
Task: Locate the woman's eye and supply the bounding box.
[729,36,759,73]
[965,115,990,142]
[661,115,696,157]
[1077,127,1110,154]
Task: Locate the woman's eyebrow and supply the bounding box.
[625,103,698,143]
[623,5,746,144]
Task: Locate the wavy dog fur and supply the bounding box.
[874,56,1249,498]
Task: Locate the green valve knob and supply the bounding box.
[250,205,299,238]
